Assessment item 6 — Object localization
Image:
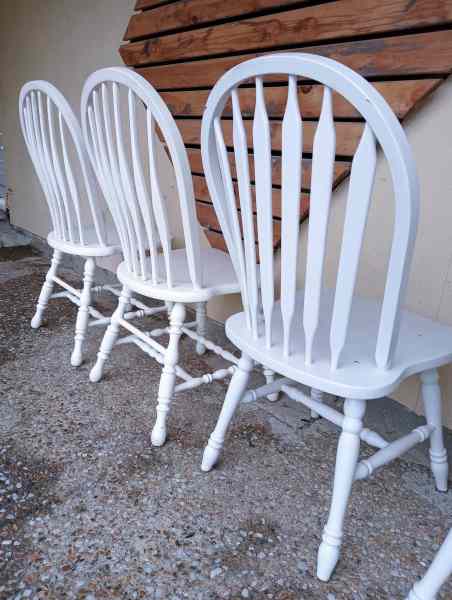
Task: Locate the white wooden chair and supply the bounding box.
[19,81,129,366]
[200,53,450,582]
[407,528,452,599]
[80,67,242,447]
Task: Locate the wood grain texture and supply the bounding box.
[120,0,452,251]
[186,148,350,189]
[193,174,310,220]
[134,31,452,88]
[126,0,309,40]
[178,118,363,157]
[121,0,452,66]
[161,80,440,119]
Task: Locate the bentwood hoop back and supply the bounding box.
[201,53,419,374]
[19,80,120,367]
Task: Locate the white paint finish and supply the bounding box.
[317,398,366,582]
[253,77,274,349]
[231,88,258,336]
[303,86,334,365]
[330,124,377,370]
[225,288,452,399]
[202,54,449,582]
[201,353,253,472]
[82,68,241,443]
[281,75,302,357]
[407,528,452,600]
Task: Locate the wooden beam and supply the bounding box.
[186,147,350,190]
[132,31,452,87]
[193,174,310,219]
[126,0,309,40]
[160,79,440,119]
[178,118,363,157]
[120,0,452,66]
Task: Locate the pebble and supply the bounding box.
[241,590,249,599]
[210,567,222,578]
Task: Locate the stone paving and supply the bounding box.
[1,246,452,600]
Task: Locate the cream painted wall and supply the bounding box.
[0,0,136,237]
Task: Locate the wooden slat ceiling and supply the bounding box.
[120,0,452,251]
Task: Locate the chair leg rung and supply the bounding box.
[355,425,434,481]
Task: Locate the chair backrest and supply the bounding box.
[19,81,106,247]
[201,53,419,371]
[81,67,202,288]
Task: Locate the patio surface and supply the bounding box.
[1,246,452,600]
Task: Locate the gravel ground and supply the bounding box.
[1,248,452,600]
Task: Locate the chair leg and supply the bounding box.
[420,369,449,492]
[31,249,62,329]
[201,353,253,472]
[263,368,280,402]
[407,528,452,600]
[151,303,186,447]
[195,301,207,355]
[310,388,324,419]
[71,257,95,367]
[317,397,366,582]
[89,286,131,383]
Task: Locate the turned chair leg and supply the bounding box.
[151,303,186,447]
[317,397,366,582]
[31,249,62,329]
[201,353,253,472]
[263,368,280,402]
[71,257,95,367]
[420,369,449,492]
[407,528,452,600]
[195,301,207,355]
[89,286,131,383]
[310,388,324,419]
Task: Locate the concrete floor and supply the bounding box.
[1,246,452,600]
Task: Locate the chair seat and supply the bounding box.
[226,289,452,400]
[48,222,120,257]
[117,247,240,302]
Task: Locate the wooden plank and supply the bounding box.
[126,0,308,40]
[120,0,452,66]
[203,228,229,252]
[161,79,440,119]
[196,200,282,239]
[133,30,452,87]
[193,174,310,219]
[178,118,363,157]
[186,147,350,190]
[135,0,179,10]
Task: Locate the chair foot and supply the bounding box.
[30,313,43,329]
[90,286,131,383]
[152,303,185,448]
[151,423,167,447]
[201,354,253,472]
[317,536,340,582]
[263,368,279,402]
[31,250,62,330]
[201,439,222,472]
[89,360,105,383]
[310,388,324,419]
[432,458,449,493]
[71,349,83,367]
